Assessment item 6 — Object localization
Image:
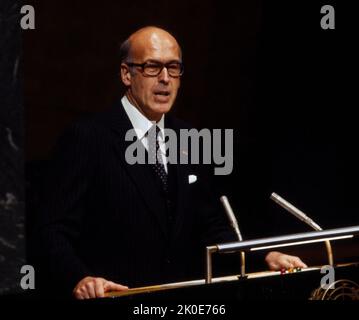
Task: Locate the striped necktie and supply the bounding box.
[147,125,168,193]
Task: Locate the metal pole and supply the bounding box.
[205,246,217,284]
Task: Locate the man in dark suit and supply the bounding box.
[36,26,306,299]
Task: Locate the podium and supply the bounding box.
[106,226,359,300]
[105,263,359,301]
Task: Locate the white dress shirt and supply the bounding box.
[122,95,168,173]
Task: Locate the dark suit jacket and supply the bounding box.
[35,102,237,296]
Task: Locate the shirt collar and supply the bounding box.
[121,95,165,141]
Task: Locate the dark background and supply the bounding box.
[0,0,25,295]
[23,1,358,267]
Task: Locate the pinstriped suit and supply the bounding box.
[35,101,237,296]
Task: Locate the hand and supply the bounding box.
[265,251,308,271]
[73,276,129,299]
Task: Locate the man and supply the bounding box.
[36,26,306,300]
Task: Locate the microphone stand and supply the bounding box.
[270,192,334,266]
[220,196,246,277]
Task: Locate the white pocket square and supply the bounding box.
[188,174,197,184]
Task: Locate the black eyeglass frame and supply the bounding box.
[125,61,184,78]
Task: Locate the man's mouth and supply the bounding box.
[154,91,170,97]
[154,91,171,103]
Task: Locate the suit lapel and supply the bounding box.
[165,117,190,240]
[102,103,169,238]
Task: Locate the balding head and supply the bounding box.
[119,26,182,63]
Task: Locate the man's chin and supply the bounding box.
[152,103,173,115]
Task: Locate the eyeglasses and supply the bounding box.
[126,61,184,78]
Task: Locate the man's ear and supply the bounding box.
[120,63,131,86]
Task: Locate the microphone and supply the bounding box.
[270,192,333,266]
[270,193,322,231]
[220,195,246,277]
[220,195,243,241]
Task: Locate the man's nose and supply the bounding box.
[158,67,170,83]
